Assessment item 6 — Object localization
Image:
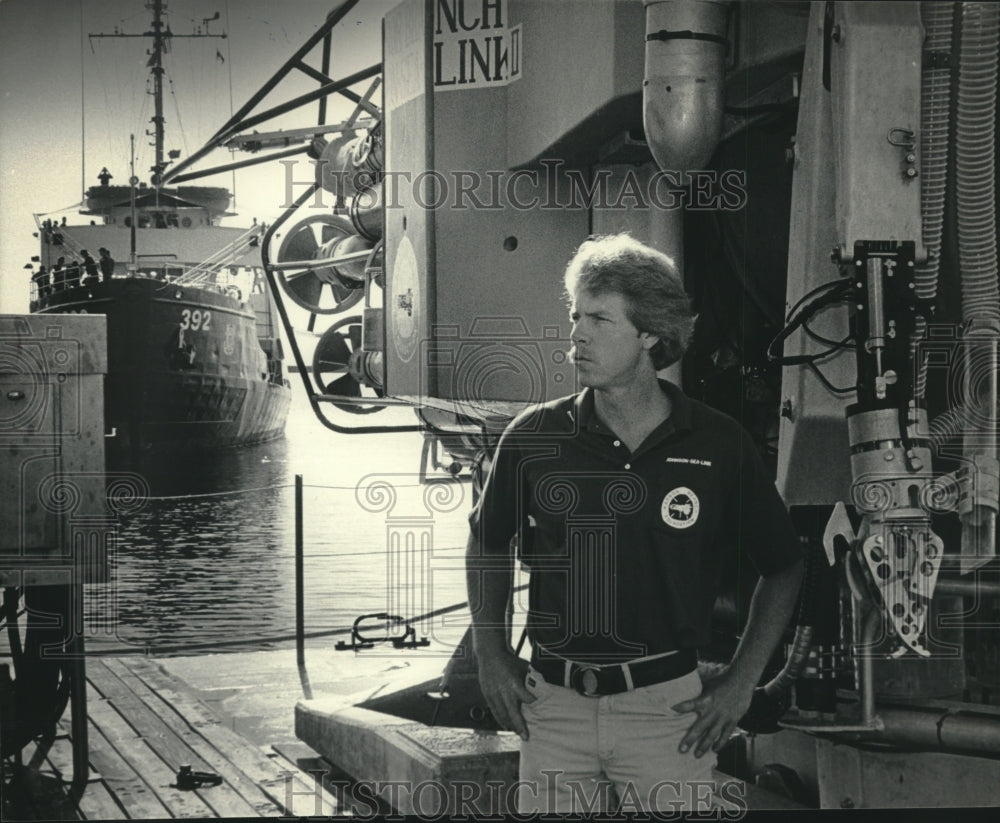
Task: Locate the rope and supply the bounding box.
[134,478,469,502]
[55,583,531,657]
[141,482,292,501]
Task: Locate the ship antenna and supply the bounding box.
[149,0,167,187]
[79,0,86,202]
[129,134,138,275]
[89,0,227,188]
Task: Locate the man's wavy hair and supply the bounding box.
[563,233,695,370]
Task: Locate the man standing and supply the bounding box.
[466,234,803,814]
[80,250,99,286]
[31,265,49,300]
[98,248,116,282]
[51,257,66,292]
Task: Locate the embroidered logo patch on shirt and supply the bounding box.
[661,487,700,529]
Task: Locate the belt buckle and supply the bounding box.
[572,665,601,697]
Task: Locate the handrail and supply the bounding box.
[175,223,266,285]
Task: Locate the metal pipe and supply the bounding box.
[858,607,880,727]
[223,119,378,150]
[319,29,333,125]
[169,145,310,184]
[314,393,421,408]
[217,64,382,142]
[270,248,372,274]
[296,474,305,670]
[70,582,89,789]
[934,576,1000,598]
[877,706,1000,753]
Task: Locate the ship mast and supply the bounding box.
[149,0,167,185]
[90,1,226,187]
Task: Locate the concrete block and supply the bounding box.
[296,697,519,816]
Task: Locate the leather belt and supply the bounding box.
[530,648,697,697]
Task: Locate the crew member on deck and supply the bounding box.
[98,248,115,281]
[51,258,66,291]
[31,265,49,299]
[64,259,82,289]
[81,250,99,286]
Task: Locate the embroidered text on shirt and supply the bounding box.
[665,457,713,467]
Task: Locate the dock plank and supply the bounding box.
[5,655,341,819]
[101,657,277,817]
[44,725,127,821]
[83,674,217,819]
[80,707,175,820]
[86,659,260,819]
[271,741,395,818]
[116,656,339,817]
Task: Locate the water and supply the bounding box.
[87,391,475,655]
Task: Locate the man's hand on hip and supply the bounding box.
[671,666,754,758]
[476,649,534,741]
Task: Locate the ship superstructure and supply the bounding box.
[28,0,290,466]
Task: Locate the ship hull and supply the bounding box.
[35,277,291,467]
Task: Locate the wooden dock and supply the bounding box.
[2,656,341,819]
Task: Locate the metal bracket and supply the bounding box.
[823,501,856,566]
[334,612,430,652]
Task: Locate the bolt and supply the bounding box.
[906,168,918,178]
[906,153,916,163]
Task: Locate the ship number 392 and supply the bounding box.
[180,309,211,331]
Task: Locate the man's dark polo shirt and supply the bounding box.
[468,380,801,664]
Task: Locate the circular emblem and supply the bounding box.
[661,487,700,529]
[390,236,420,363]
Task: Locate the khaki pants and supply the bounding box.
[518,667,716,814]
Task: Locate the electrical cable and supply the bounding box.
[802,321,855,350]
[807,362,856,395]
[767,280,853,365]
[784,277,849,322]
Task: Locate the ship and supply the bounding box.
[27,0,291,468]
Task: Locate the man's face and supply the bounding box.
[569,286,653,390]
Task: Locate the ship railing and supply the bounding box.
[34,217,89,264]
[174,224,266,287]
